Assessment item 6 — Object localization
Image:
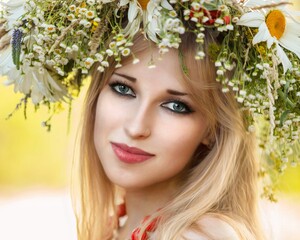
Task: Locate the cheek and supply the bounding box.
[157,119,207,167]
[94,91,123,137]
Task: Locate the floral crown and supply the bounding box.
[0,0,299,199]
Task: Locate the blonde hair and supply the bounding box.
[73,32,265,240]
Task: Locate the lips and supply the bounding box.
[111,142,155,164]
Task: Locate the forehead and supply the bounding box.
[117,48,186,89]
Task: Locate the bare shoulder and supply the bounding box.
[181,216,240,240]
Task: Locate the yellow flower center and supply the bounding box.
[138,0,149,10]
[266,10,286,40]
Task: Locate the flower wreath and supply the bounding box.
[0,0,300,200]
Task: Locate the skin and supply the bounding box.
[94,48,209,239]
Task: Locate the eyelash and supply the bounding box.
[161,98,194,115]
[109,79,136,97]
[108,79,194,114]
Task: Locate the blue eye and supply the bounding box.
[162,101,193,114]
[109,81,135,97]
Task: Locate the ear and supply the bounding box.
[201,138,210,146]
[201,129,212,146]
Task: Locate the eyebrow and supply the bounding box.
[114,72,136,82]
[166,89,188,96]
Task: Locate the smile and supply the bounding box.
[111,142,155,164]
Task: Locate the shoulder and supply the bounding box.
[181,216,240,240]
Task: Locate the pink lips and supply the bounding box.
[111,142,155,164]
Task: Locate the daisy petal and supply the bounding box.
[279,23,300,58]
[276,43,292,73]
[0,45,15,75]
[237,12,265,27]
[4,0,26,30]
[244,0,267,8]
[119,0,129,7]
[244,0,284,8]
[128,1,138,22]
[253,23,272,45]
[161,0,173,10]
[122,16,141,37]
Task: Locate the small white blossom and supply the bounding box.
[217,69,224,76]
[66,47,72,53]
[79,8,87,14]
[98,66,105,72]
[191,17,198,22]
[82,68,88,74]
[168,10,177,18]
[87,0,95,5]
[280,80,287,85]
[197,51,205,58]
[222,88,229,93]
[106,49,114,56]
[237,97,244,103]
[183,10,190,16]
[191,2,201,11]
[215,18,224,25]
[95,53,104,62]
[218,5,228,11]
[256,63,263,70]
[33,45,43,53]
[215,61,222,67]
[226,24,234,30]
[133,58,140,64]
[69,5,76,11]
[45,24,56,33]
[232,17,239,23]
[67,14,75,21]
[84,58,95,68]
[121,48,131,57]
[72,44,79,51]
[109,42,116,49]
[240,90,247,96]
[101,61,109,67]
[59,43,67,49]
[46,60,56,66]
[197,33,205,39]
[248,125,256,132]
[202,16,209,23]
[86,11,95,19]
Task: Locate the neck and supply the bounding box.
[118,180,178,239]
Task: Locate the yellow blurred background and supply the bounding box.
[0,1,300,240]
[0,79,82,191]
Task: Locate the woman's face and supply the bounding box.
[94,48,209,190]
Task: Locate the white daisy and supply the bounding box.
[119,0,141,22]
[4,62,68,104]
[1,0,26,30]
[238,0,300,73]
[119,0,143,37]
[144,0,174,43]
[0,44,14,75]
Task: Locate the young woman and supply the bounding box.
[76,32,265,240]
[1,0,299,239]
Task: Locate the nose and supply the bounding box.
[124,102,152,139]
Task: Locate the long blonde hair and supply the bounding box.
[73,32,265,239]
